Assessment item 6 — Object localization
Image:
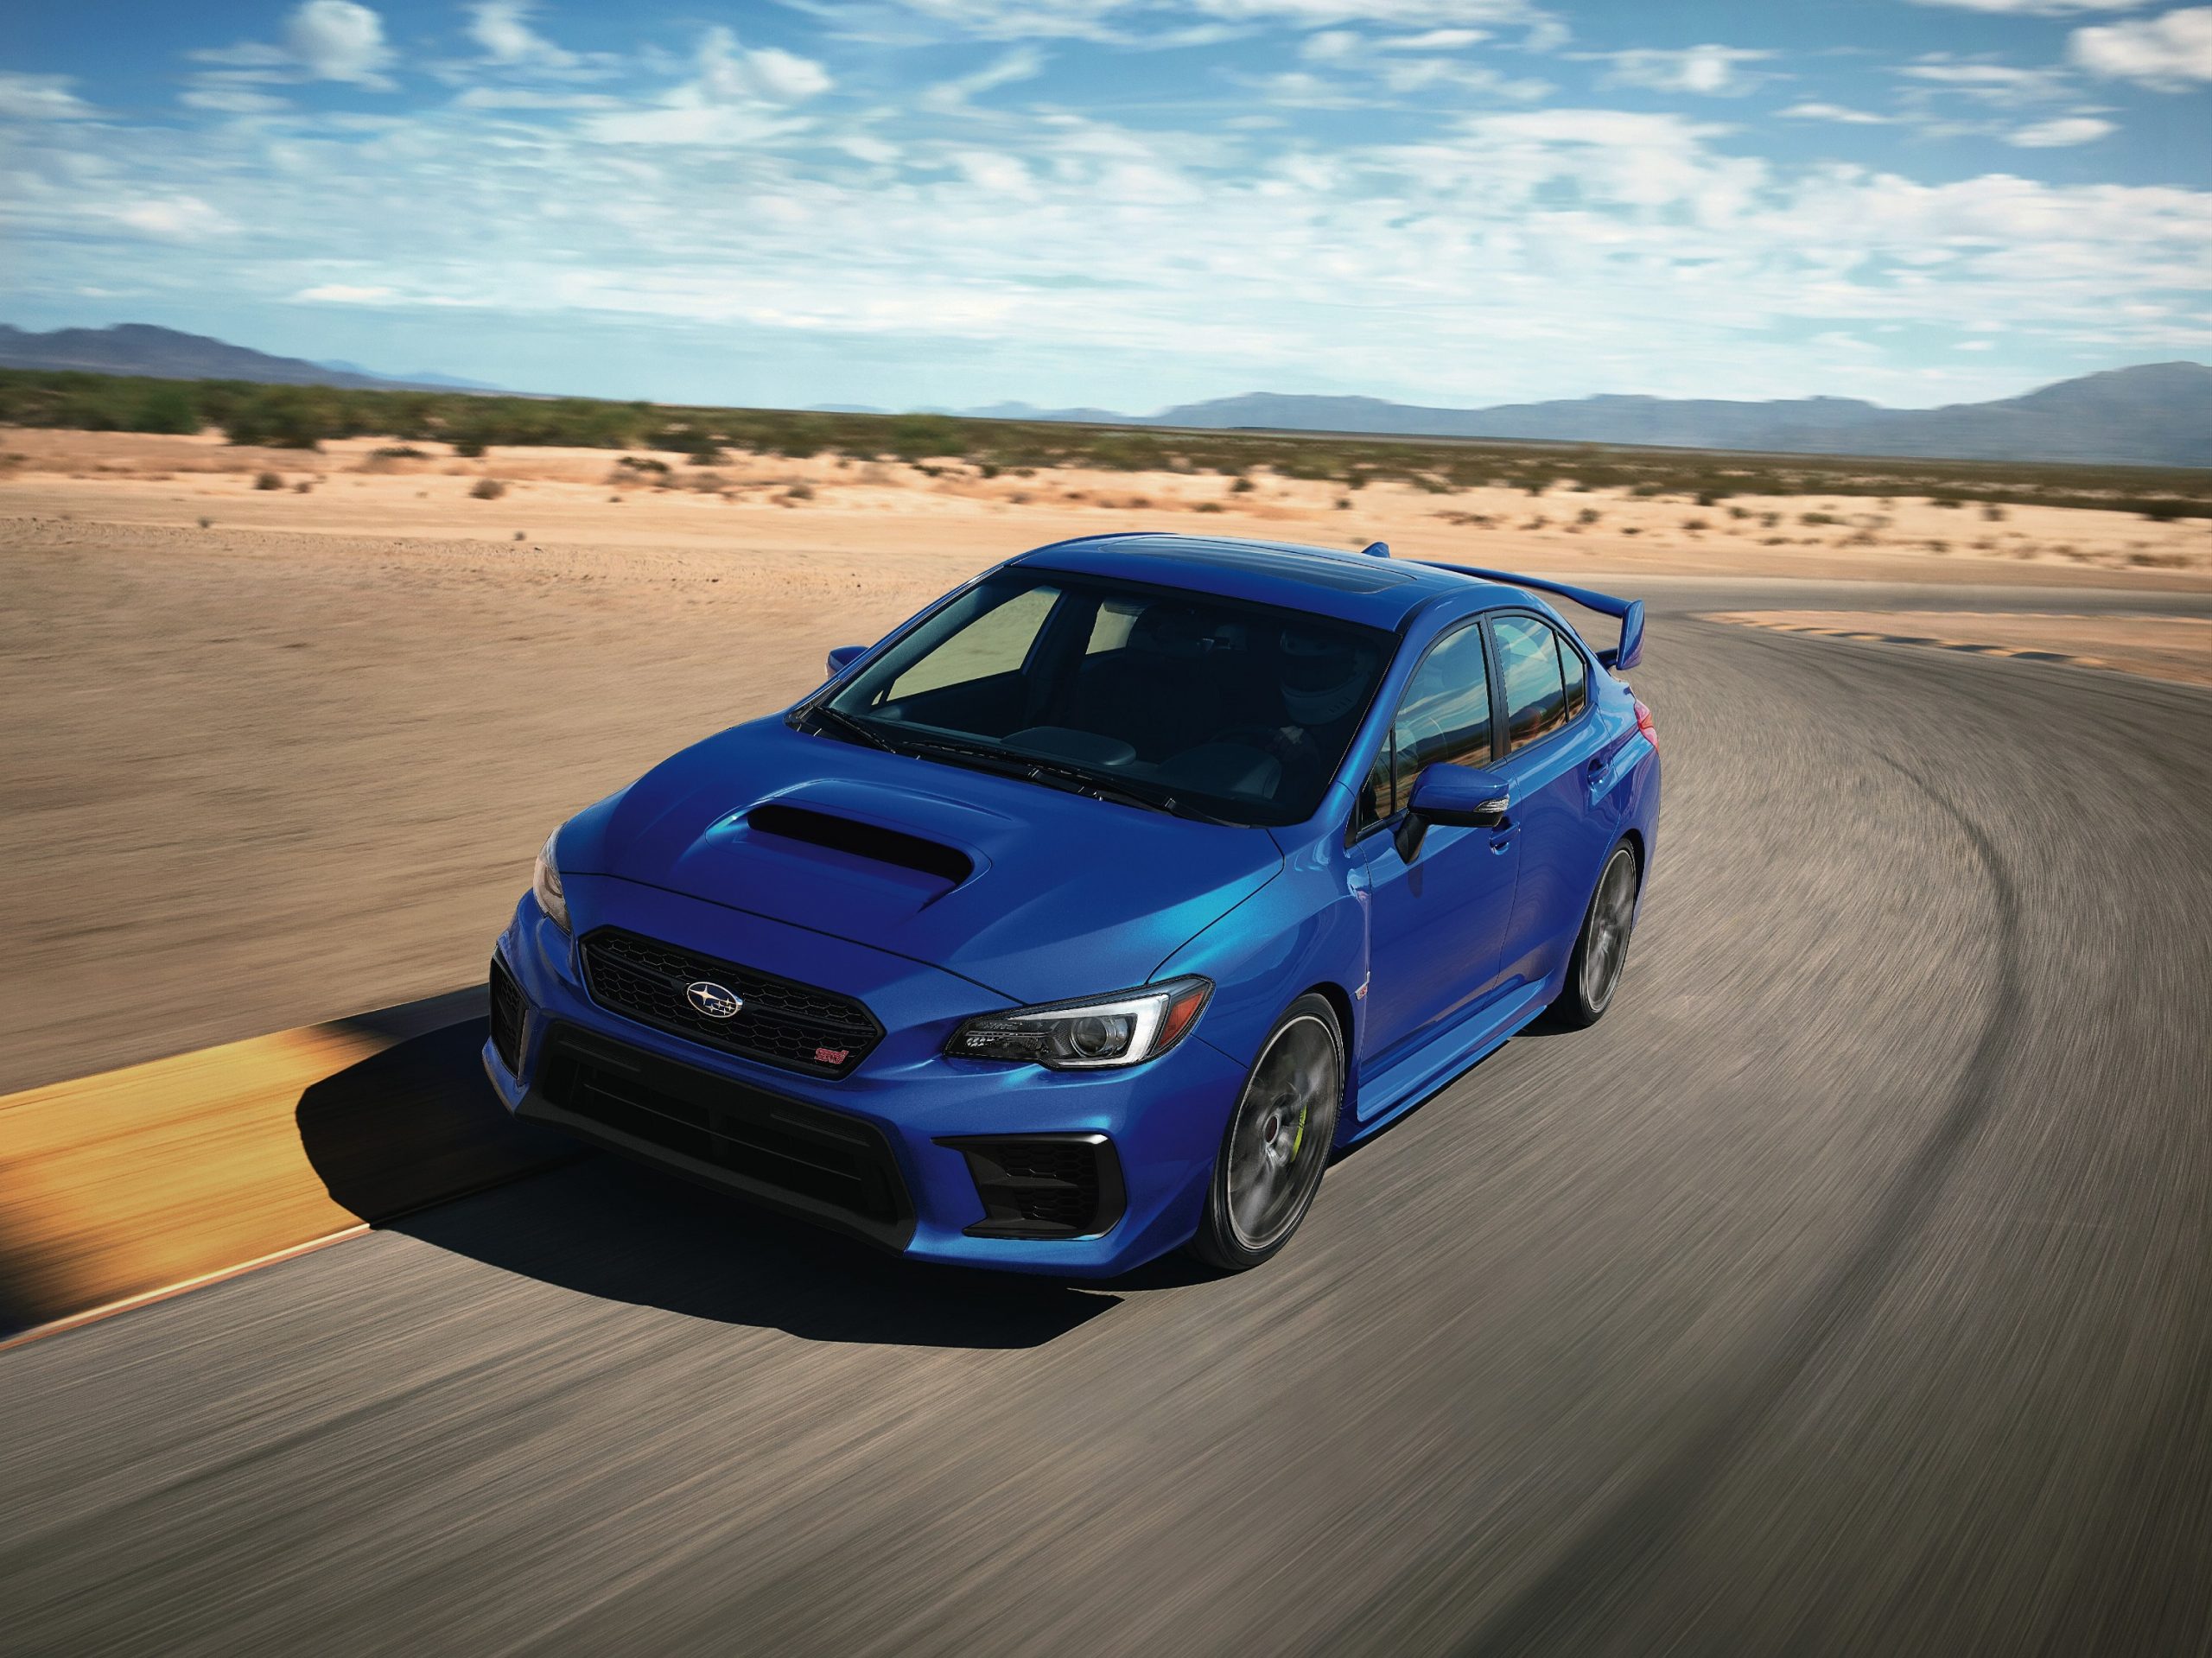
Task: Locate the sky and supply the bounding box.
[3,1,2209,413]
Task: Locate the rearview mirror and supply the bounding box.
[826,644,867,677]
[1395,763,1510,861]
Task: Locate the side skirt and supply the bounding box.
[1341,980,1554,1148]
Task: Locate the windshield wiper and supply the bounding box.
[797,702,899,754]
[896,734,1233,824]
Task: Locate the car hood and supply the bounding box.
[560,717,1284,1004]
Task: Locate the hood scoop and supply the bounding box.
[743,803,975,894]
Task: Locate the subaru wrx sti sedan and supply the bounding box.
[485,533,1659,1274]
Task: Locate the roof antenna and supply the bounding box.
[1358,541,1391,559]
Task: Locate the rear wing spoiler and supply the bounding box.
[1427,563,1645,671]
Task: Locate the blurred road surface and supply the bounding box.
[4,581,2209,1655]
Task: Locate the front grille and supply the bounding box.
[943,1134,1126,1240]
[488,953,527,1075]
[580,927,883,1079]
[537,1027,911,1242]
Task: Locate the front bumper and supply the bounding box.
[485,873,1242,1276]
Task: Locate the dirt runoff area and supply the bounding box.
[4,427,2211,1093]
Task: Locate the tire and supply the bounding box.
[1553,839,1641,1029]
[1189,994,1344,1272]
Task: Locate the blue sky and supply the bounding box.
[3,0,2208,411]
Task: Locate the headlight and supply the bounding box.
[948,977,1211,1070]
[531,829,570,933]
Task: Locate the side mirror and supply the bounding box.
[826,644,867,677]
[1395,763,1510,861]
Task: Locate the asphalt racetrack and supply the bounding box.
[5,579,2209,1655]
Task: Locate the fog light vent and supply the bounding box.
[488,954,527,1076]
[941,1134,1126,1240]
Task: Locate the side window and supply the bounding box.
[1560,630,1588,719]
[1377,623,1493,820]
[885,584,1060,701]
[1084,596,1144,657]
[1492,614,1568,750]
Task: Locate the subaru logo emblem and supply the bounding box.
[686,981,743,1020]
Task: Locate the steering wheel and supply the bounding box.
[1208,723,1305,759]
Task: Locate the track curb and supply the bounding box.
[1701,611,2108,670]
[0,987,569,1346]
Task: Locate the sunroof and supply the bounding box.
[1115,538,1421,592]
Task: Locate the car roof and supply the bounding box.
[1008,532,1521,630]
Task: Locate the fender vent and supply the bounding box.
[747,804,973,885]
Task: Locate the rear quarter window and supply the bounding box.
[1492,614,1569,751]
[1561,631,1588,719]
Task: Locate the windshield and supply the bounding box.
[809,569,1395,827]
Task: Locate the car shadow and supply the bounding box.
[295,1012,1121,1350]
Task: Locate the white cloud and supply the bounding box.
[579,28,830,146]
[2070,8,2212,87]
[841,133,903,164]
[2007,114,2117,143]
[111,197,235,239]
[468,1,575,68]
[1300,30,1361,61]
[582,104,811,145]
[1287,29,1545,97]
[1601,45,1776,97]
[181,86,295,114]
[1781,101,1896,124]
[1374,60,1551,98]
[192,2,395,89]
[1382,29,1490,48]
[296,282,395,301]
[0,72,92,121]
[879,0,1561,42]
[1900,56,2073,102]
[1234,70,1363,108]
[1909,0,2144,12]
[453,86,617,110]
[1294,24,1501,63]
[921,48,1046,111]
[704,37,834,102]
[285,1,395,86]
[953,149,1037,195]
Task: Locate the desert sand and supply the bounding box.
[6,427,2210,585]
[4,428,2209,1093]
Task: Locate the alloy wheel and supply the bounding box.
[1224,1013,1339,1252]
[1580,846,1640,1014]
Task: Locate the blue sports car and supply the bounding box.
[485,533,1659,1274]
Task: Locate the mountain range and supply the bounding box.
[0,324,511,396]
[982,365,2212,468]
[3,322,2206,468]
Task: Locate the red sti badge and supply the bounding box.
[815,1046,849,1066]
